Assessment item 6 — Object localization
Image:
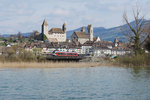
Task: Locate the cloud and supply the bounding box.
[0,0,149,34]
[52,9,70,16]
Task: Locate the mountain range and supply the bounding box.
[1,20,150,42]
[67,19,150,42]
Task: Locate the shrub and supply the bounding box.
[117,53,150,67]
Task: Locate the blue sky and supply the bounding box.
[0,0,149,34]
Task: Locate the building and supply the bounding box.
[71,25,95,44]
[42,20,66,42]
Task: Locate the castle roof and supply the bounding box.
[74,31,89,38]
[49,28,64,34]
[114,38,119,43]
[87,24,92,29]
[63,23,66,26]
[42,20,48,26]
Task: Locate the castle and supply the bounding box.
[42,20,66,42]
[41,19,99,44]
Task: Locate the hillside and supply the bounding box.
[67,19,150,42]
[1,20,150,42]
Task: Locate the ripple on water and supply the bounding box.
[0,67,150,100]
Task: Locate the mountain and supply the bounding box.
[1,19,150,42]
[0,32,33,38]
[66,26,124,42]
[67,19,150,42]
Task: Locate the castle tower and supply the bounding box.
[62,23,67,42]
[42,19,48,39]
[81,26,85,32]
[87,24,93,41]
[62,23,66,32]
[114,38,119,47]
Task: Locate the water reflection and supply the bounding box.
[128,67,150,79]
[0,67,150,100]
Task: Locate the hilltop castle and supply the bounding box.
[41,19,100,44]
[42,20,67,42]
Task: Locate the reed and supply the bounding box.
[0,62,105,68]
[116,53,150,67]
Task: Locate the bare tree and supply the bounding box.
[122,7,150,55]
[144,26,150,51]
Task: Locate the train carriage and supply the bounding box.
[52,50,78,57]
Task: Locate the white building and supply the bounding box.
[92,47,111,56]
[42,20,66,42]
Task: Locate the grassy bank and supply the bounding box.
[116,53,150,67]
[0,62,113,68]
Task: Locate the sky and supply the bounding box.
[0,0,150,34]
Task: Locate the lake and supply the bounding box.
[0,66,150,100]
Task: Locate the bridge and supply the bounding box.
[46,54,84,61]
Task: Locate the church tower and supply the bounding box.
[81,26,85,32]
[87,24,93,41]
[62,23,66,32]
[114,38,119,47]
[42,19,48,40]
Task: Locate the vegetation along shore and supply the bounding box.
[0,62,114,68]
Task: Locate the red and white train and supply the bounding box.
[52,50,78,57]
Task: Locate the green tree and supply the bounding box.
[43,34,47,41]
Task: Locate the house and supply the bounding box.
[111,47,131,56]
[92,47,111,57]
[93,37,101,42]
[81,41,94,55]
[94,41,113,49]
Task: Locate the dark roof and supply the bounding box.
[74,31,89,38]
[95,41,113,44]
[49,28,64,34]
[82,41,94,46]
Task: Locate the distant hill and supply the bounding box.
[67,19,150,42]
[66,26,124,41]
[0,32,33,38]
[1,20,150,42]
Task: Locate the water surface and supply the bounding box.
[0,67,150,100]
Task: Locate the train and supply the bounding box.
[52,50,79,57]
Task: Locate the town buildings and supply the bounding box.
[0,19,131,57]
[24,20,130,56]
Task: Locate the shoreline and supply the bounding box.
[0,62,114,68]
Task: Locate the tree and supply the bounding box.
[43,34,47,41]
[17,32,23,43]
[33,30,39,39]
[145,36,150,51]
[122,7,150,55]
[9,35,13,42]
